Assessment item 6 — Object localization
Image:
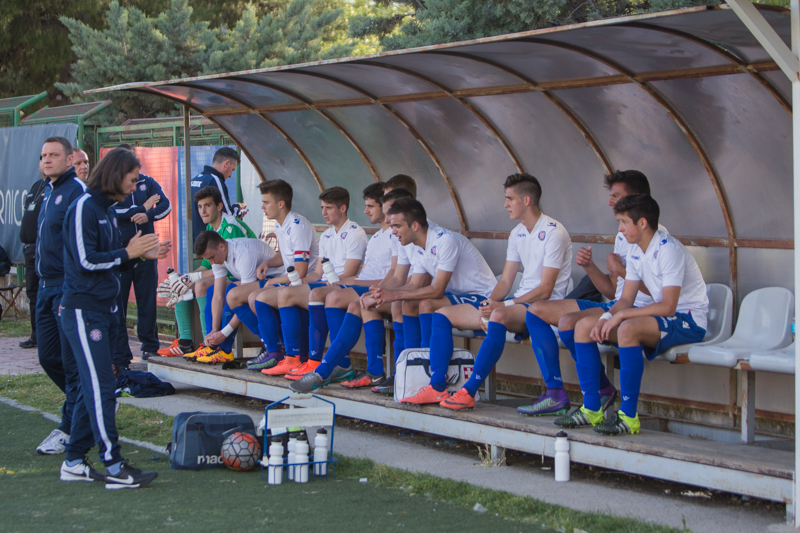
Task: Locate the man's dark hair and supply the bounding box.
[387,198,428,229]
[194,185,223,206]
[117,143,135,153]
[87,147,140,197]
[384,174,417,198]
[504,173,542,207]
[381,188,413,204]
[363,182,385,204]
[613,194,660,230]
[258,179,293,209]
[194,230,225,255]
[43,136,72,155]
[319,186,350,211]
[212,147,240,165]
[604,170,650,196]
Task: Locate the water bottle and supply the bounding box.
[167,268,193,301]
[321,258,339,284]
[554,431,570,482]
[479,300,490,327]
[287,266,301,287]
[313,428,329,477]
[267,437,284,485]
[287,432,299,481]
[295,434,310,483]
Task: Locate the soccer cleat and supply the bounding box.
[60,459,106,482]
[183,344,211,361]
[247,348,284,371]
[400,385,450,405]
[330,365,355,383]
[440,388,475,411]
[289,372,331,394]
[593,411,641,436]
[37,429,69,455]
[372,375,394,395]
[340,371,384,389]
[196,348,233,364]
[285,360,321,381]
[599,384,618,413]
[104,461,158,490]
[554,405,605,429]
[262,356,301,376]
[517,389,570,416]
[157,339,192,357]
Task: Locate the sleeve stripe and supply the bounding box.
[75,194,121,271]
[153,203,171,220]
[212,176,232,213]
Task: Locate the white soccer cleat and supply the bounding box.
[37,429,69,455]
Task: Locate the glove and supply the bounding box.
[165,293,182,309]
[157,278,174,300]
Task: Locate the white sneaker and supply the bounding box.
[37,429,69,455]
[60,459,106,482]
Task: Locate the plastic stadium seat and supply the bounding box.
[688,287,794,368]
[655,283,734,362]
[748,343,795,374]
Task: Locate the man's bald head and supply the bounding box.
[72,148,89,182]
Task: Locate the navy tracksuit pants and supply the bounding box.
[36,280,79,435]
[61,307,122,465]
[115,258,159,367]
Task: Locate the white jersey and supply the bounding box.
[274,210,319,274]
[393,218,438,267]
[412,226,497,297]
[625,229,709,329]
[356,226,393,281]
[319,219,369,276]
[506,215,572,300]
[212,238,280,284]
[614,223,667,307]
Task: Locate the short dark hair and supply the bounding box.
[117,143,135,153]
[384,174,417,198]
[362,182,385,204]
[87,148,140,197]
[258,179,293,209]
[613,194,660,230]
[72,147,86,155]
[604,170,650,196]
[194,230,225,255]
[43,136,72,155]
[319,186,349,211]
[504,173,542,207]
[381,188,413,204]
[194,185,223,205]
[386,198,428,229]
[212,147,240,165]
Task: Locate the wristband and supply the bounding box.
[187,271,203,282]
[600,312,613,321]
[221,324,235,338]
[504,299,515,307]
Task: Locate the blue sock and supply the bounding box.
[106,461,123,476]
[403,315,421,349]
[308,303,328,361]
[428,314,453,392]
[618,346,644,418]
[216,290,237,352]
[325,307,346,340]
[299,308,309,356]
[255,301,281,352]
[66,458,83,467]
[392,321,404,367]
[316,313,362,378]
[575,342,602,411]
[527,312,562,389]
[278,306,303,356]
[219,327,236,353]
[204,284,214,336]
[559,329,576,361]
[364,320,385,376]
[464,322,507,397]
[233,304,259,336]
[419,313,433,348]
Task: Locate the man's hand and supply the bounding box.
[590,313,623,343]
[130,213,148,224]
[256,261,272,280]
[143,194,160,210]
[233,203,248,219]
[142,240,172,260]
[479,299,503,318]
[125,231,159,259]
[360,291,382,310]
[205,330,226,346]
[575,246,593,267]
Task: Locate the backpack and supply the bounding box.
[394,348,480,402]
[168,412,256,470]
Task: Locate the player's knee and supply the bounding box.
[419,299,435,314]
[402,300,418,315]
[617,321,638,346]
[309,287,325,303]
[391,301,402,321]
[574,316,595,340]
[489,307,508,325]
[347,300,361,315]
[558,312,579,332]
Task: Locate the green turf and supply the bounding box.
[0,316,32,338]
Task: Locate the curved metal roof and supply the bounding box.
[87,5,792,250]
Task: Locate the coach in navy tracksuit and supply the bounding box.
[113,144,171,366]
[34,137,87,456]
[190,147,242,242]
[59,147,167,488]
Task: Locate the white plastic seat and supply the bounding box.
[688,287,794,368]
[748,342,796,374]
[655,283,734,362]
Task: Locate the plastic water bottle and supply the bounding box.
[295,434,310,483]
[287,432,299,481]
[321,258,339,284]
[313,428,329,477]
[287,266,301,287]
[267,437,284,485]
[554,431,570,482]
[479,300,490,327]
[167,268,193,301]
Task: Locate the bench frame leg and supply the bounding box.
[740,369,755,443]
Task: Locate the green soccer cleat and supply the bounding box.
[554,405,605,429]
[593,411,641,436]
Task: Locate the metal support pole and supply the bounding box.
[791,0,800,527]
[77,120,84,149]
[740,369,755,444]
[183,106,196,343]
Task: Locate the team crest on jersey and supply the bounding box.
[538,231,546,241]
[90,329,102,341]
[286,228,291,235]
[55,195,63,205]
[430,246,437,255]
[340,232,348,239]
[139,184,146,191]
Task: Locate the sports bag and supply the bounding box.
[168,412,255,470]
[394,348,480,402]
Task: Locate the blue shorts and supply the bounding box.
[577,299,615,312]
[308,282,327,290]
[445,292,487,309]
[644,312,706,360]
[337,284,370,296]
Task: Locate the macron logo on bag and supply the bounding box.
[197,455,223,465]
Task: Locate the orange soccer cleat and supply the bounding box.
[400,385,450,405]
[262,356,302,376]
[285,360,321,381]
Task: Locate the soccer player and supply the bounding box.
[261,186,368,379]
[558,194,708,435]
[193,231,283,364]
[190,147,246,242]
[521,170,654,416]
[440,174,573,410]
